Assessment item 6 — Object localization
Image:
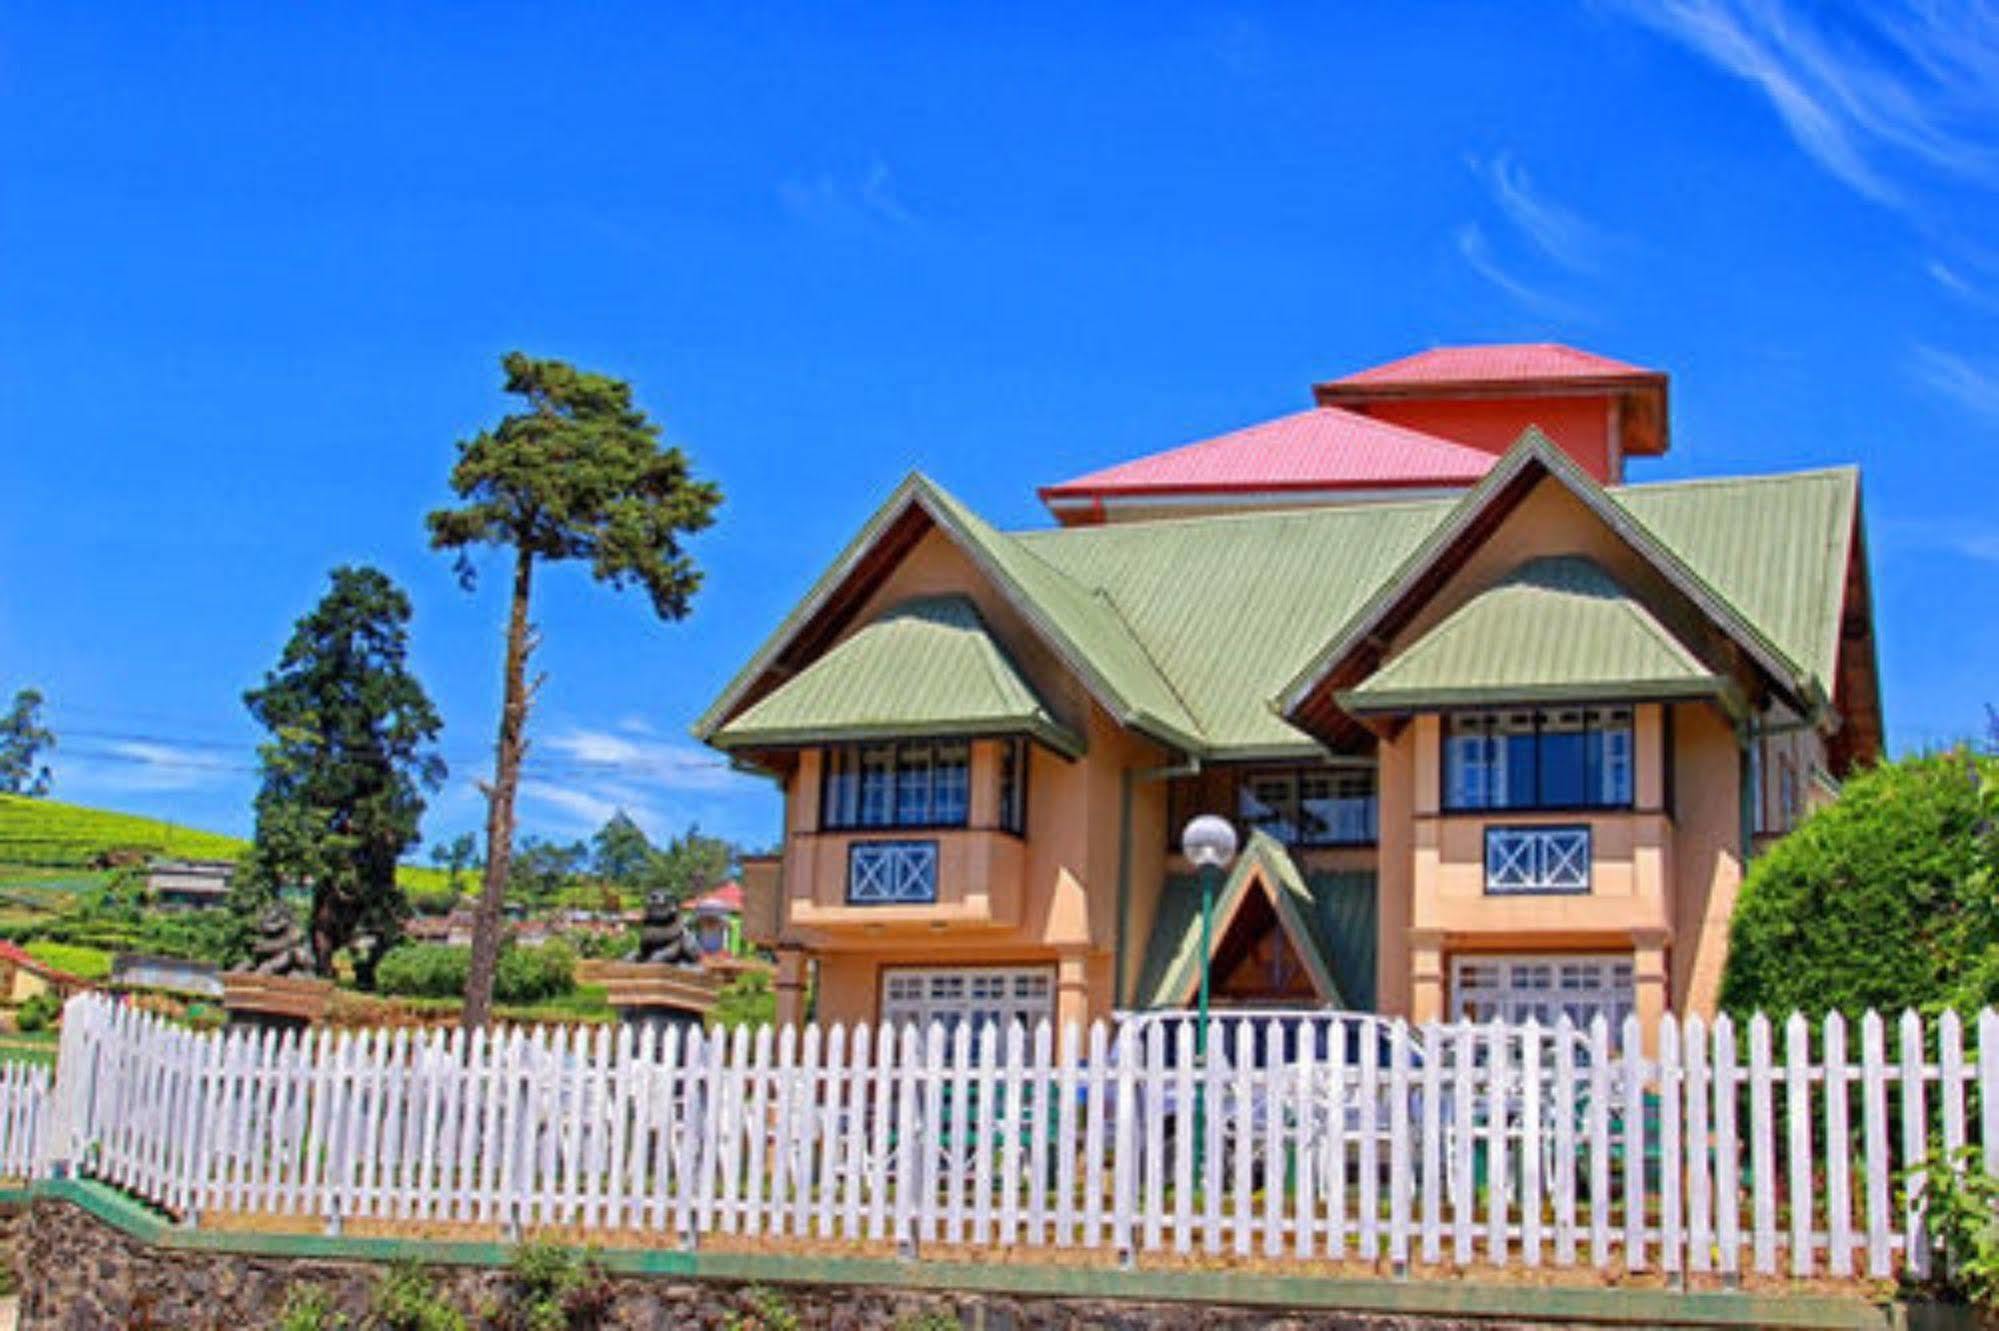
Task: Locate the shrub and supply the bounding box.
[1907,1145,1999,1310]
[370,1262,464,1331]
[1722,751,1999,1020]
[376,942,576,1006]
[724,1288,800,1331]
[15,990,61,1033]
[486,1241,614,1331]
[712,971,775,1031]
[408,890,460,918]
[274,1285,348,1331]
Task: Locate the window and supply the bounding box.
[1484,825,1592,893]
[1779,754,1801,830]
[1444,707,1634,812]
[1452,953,1634,1031]
[997,738,1029,834]
[1236,768,1377,846]
[880,966,1053,1039]
[847,840,939,904]
[822,741,971,830]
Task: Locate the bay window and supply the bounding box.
[1444,706,1634,812]
[822,740,971,829]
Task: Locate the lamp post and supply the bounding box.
[1180,814,1239,1055]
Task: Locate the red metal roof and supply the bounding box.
[689,881,743,914]
[1040,407,1496,503]
[1326,342,1656,388]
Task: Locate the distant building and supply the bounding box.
[110,953,223,999]
[146,858,236,910]
[687,882,744,956]
[0,940,89,1005]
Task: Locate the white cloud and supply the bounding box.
[1469,153,1613,273]
[514,725,773,843]
[1453,223,1586,320]
[1615,1,1999,211]
[536,727,745,793]
[1910,344,1999,423]
[57,740,238,794]
[778,159,917,229]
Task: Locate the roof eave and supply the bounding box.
[1335,675,1732,716]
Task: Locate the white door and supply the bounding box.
[879,965,1054,1038]
[1450,953,1635,1030]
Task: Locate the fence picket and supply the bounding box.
[1785,1012,1813,1278]
[1899,1009,1930,1280]
[1824,1012,1852,1278]
[1685,1015,1711,1276]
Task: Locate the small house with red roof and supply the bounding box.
[697,344,1881,1045]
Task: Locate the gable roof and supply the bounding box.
[710,596,1085,756]
[1339,556,1728,714]
[700,449,1864,760]
[1276,430,1823,734]
[692,474,1204,754]
[1039,407,1494,510]
[1323,342,1657,389]
[1134,832,1349,1009]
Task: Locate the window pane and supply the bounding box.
[1539,708,1587,806]
[1496,711,1537,809]
[860,746,896,826]
[823,748,859,828]
[1301,769,1376,843]
[895,744,933,823]
[997,739,1026,833]
[1239,774,1296,842]
[932,742,969,825]
[1591,707,1634,806]
[1445,716,1489,809]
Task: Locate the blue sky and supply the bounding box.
[3,2,1996,857]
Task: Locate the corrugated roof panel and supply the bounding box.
[1329,342,1655,386]
[1342,556,1725,710]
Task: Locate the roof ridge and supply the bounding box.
[1610,465,1858,496]
[1010,491,1459,541]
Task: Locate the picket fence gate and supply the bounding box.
[0,1059,50,1180]
[25,994,1999,1281]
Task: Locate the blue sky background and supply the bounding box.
[3,2,1996,857]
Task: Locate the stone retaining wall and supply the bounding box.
[12,1197,1576,1331]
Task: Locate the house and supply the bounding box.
[145,858,236,910]
[0,941,89,1006]
[687,882,745,956]
[695,344,1882,1040]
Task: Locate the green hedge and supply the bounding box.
[1722,751,1999,1019]
[376,941,577,1005]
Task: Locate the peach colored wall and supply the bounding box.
[1671,702,1745,1014]
[1375,725,1417,1016]
[1358,396,1618,482]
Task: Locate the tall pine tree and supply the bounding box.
[238,566,445,981]
[429,353,720,1028]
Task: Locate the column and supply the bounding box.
[1631,926,1670,1055]
[774,947,810,1029]
[1055,951,1091,1032]
[1408,928,1446,1025]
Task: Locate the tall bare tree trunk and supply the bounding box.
[464,549,536,1029]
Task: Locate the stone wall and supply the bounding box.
[16,1197,1567,1331]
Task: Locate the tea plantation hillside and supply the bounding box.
[0,794,450,892]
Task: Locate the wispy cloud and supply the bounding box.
[778,159,917,229]
[1453,222,1585,320]
[536,727,745,793]
[513,725,772,844]
[59,741,238,794]
[1615,1,1999,211]
[1910,344,1999,422]
[1468,153,1613,273]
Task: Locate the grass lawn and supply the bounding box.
[23,941,112,981]
[0,1030,58,1068]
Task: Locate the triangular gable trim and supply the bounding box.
[1274,429,1819,725]
[693,473,1205,754]
[1154,833,1345,1009]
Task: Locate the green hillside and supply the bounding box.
[0,794,453,893]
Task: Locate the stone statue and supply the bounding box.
[248,906,314,978]
[630,890,701,968]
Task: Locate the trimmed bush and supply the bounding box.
[1722,750,1999,1019]
[376,941,576,1005]
[15,990,60,1033]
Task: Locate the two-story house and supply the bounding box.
[695,344,1882,1040]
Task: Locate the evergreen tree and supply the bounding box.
[428,352,720,1027]
[591,811,654,886]
[0,689,55,797]
[238,567,445,980]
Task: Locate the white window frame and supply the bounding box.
[879,965,1054,1038]
[1450,953,1635,1032]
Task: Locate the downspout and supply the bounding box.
[1115,756,1201,1010]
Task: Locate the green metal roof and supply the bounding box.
[1338,556,1728,713]
[711,596,1085,756]
[698,451,1861,758]
[1133,832,1372,1010]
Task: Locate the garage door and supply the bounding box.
[880,966,1054,1038]
[1451,953,1634,1030]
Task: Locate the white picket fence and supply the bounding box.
[0,1060,50,1181]
[30,994,1999,1280]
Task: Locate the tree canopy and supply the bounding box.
[0,689,55,797]
[428,352,721,1028]
[236,566,446,981]
[1721,749,1999,1019]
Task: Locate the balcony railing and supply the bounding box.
[847,839,939,905]
[1484,825,1591,895]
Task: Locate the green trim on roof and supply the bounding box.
[1338,556,1730,715]
[711,596,1086,757]
[693,473,1205,755]
[1135,832,1351,1010]
[1274,430,1819,720]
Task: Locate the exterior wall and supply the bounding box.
[1355,396,1619,482]
[1671,701,1746,1015]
